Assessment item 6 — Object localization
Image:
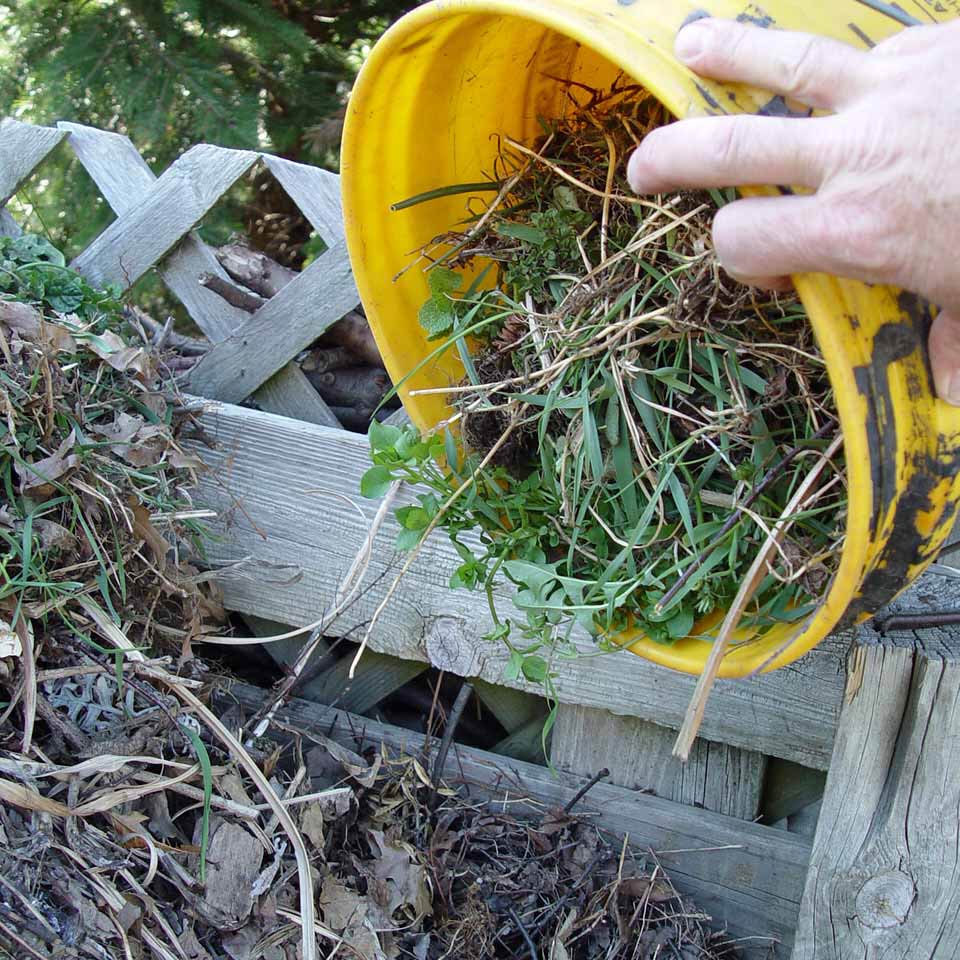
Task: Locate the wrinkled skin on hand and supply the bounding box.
[626,18,960,405]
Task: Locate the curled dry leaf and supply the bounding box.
[130,500,170,569]
[0,301,77,351]
[14,428,79,493]
[93,410,145,447]
[0,617,22,659]
[366,828,432,923]
[83,329,150,376]
[318,876,388,960]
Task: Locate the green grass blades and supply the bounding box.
[0,232,216,654]
[365,81,846,674]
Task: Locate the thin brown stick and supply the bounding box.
[430,680,473,805]
[199,273,264,312]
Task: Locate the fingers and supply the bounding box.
[722,271,794,294]
[708,194,871,282]
[928,309,960,406]
[627,115,831,193]
[674,18,876,110]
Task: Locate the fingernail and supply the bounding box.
[675,21,710,62]
[947,371,960,406]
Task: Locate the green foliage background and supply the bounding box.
[0,0,416,261]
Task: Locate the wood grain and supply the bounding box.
[71,143,258,291]
[242,614,425,716]
[0,119,65,203]
[184,244,359,402]
[222,680,812,958]
[186,398,848,769]
[552,705,767,820]
[57,122,338,426]
[252,364,342,429]
[792,643,960,959]
[262,155,344,245]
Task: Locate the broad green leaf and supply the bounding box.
[495,221,547,245]
[395,527,422,551]
[521,655,549,683]
[360,465,393,499]
[504,559,558,596]
[665,606,695,639]
[396,505,430,530]
[418,298,455,339]
[427,266,462,298]
[368,419,400,453]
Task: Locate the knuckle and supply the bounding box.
[825,195,904,279]
[705,120,744,174]
[780,35,822,99]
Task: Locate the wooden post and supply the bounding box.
[552,704,767,819]
[792,643,960,959]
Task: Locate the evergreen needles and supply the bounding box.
[365,81,846,676]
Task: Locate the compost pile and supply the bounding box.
[0,233,220,655]
[377,80,846,655]
[0,234,745,959]
[1,675,744,960]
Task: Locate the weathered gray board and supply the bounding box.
[552,705,767,820]
[188,398,848,770]
[222,680,813,958]
[0,119,65,204]
[792,643,960,960]
[50,120,345,428]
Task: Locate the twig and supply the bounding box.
[152,315,174,350]
[199,273,265,312]
[563,768,610,814]
[240,480,404,739]
[0,915,50,960]
[15,618,35,755]
[158,677,319,960]
[431,680,473,803]
[673,433,843,760]
[507,905,539,960]
[877,610,960,632]
[127,307,209,355]
[655,419,836,614]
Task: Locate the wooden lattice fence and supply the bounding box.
[4,117,960,959]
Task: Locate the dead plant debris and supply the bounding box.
[0,233,753,960]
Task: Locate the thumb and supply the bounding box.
[928,308,960,406]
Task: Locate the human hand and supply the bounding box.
[626,18,960,404]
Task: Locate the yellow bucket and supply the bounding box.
[341,0,960,678]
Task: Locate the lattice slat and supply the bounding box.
[0,118,65,204]
[70,143,258,291]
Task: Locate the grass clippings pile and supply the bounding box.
[0,232,219,653]
[367,80,846,680]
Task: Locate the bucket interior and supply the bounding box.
[350,13,641,433]
[343,4,928,676]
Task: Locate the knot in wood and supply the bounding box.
[423,616,479,677]
[855,871,916,930]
